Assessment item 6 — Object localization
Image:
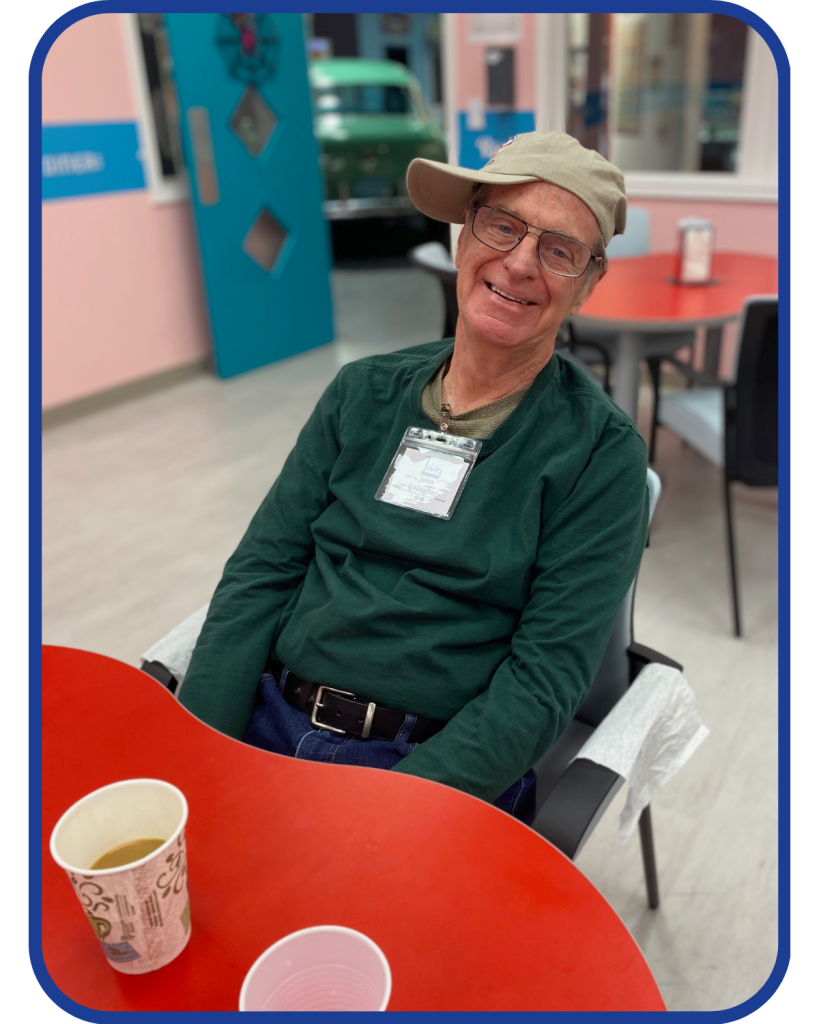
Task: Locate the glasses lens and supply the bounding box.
[538,232,590,277]
[473,207,525,251]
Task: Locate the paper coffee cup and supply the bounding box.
[50,779,190,974]
[239,926,392,1011]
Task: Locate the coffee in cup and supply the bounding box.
[49,778,190,974]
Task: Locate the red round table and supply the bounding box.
[572,251,778,420]
[38,647,666,1012]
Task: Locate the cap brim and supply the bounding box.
[407,159,539,224]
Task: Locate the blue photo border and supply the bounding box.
[29,2,790,1021]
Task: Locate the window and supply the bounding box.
[313,85,418,117]
[386,46,409,66]
[568,13,748,174]
[122,13,187,203]
[532,11,778,201]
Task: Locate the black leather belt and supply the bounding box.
[270,661,446,744]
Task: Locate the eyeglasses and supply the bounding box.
[470,206,603,279]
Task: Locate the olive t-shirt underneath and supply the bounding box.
[420,358,530,439]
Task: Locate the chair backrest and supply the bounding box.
[729,295,778,487]
[556,349,605,390]
[604,207,650,259]
[408,241,457,281]
[574,467,661,727]
[408,241,459,338]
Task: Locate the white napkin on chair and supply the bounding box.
[141,604,209,685]
[573,662,709,841]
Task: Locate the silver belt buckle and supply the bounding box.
[311,684,356,734]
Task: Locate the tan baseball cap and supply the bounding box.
[406,131,627,246]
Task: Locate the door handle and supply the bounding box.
[187,107,220,206]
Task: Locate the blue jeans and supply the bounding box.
[244,668,537,825]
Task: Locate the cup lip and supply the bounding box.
[49,778,189,876]
[238,925,392,1012]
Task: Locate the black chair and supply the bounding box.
[561,320,613,394]
[531,467,680,909]
[646,296,778,637]
[408,241,459,338]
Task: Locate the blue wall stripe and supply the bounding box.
[42,122,145,201]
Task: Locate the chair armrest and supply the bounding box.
[408,242,457,279]
[530,759,624,859]
[665,356,726,389]
[562,321,611,364]
[140,659,180,695]
[628,642,683,681]
[557,350,605,390]
[140,604,209,691]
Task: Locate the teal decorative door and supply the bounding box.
[164,13,334,378]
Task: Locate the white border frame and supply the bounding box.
[534,15,778,203]
[120,13,189,205]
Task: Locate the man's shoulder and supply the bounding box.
[339,339,453,381]
[552,353,643,436]
[540,354,647,471]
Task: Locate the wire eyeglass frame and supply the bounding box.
[470,205,603,279]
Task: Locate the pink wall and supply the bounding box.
[42,14,137,122]
[453,13,537,110]
[635,198,778,257]
[43,194,210,408]
[42,14,210,410]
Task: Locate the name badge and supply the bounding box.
[375,427,482,520]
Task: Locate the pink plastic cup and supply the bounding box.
[239,925,392,1011]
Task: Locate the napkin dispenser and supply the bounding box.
[674,217,716,284]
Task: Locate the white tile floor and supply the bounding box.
[42,266,778,1012]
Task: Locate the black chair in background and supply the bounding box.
[646,296,778,637]
[561,320,613,395]
[408,241,459,338]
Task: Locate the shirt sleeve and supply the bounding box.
[391,420,649,803]
[178,374,342,739]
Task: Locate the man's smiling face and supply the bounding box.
[454,180,604,357]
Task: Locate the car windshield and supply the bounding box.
[314,85,419,116]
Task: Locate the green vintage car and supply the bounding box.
[309,58,447,219]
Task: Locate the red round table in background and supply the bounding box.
[571,251,778,420]
[38,647,666,1013]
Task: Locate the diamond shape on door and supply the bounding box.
[242,209,288,272]
[229,86,278,158]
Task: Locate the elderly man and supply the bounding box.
[179,132,648,825]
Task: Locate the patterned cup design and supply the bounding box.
[51,779,190,975]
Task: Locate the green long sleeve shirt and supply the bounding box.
[180,340,649,803]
